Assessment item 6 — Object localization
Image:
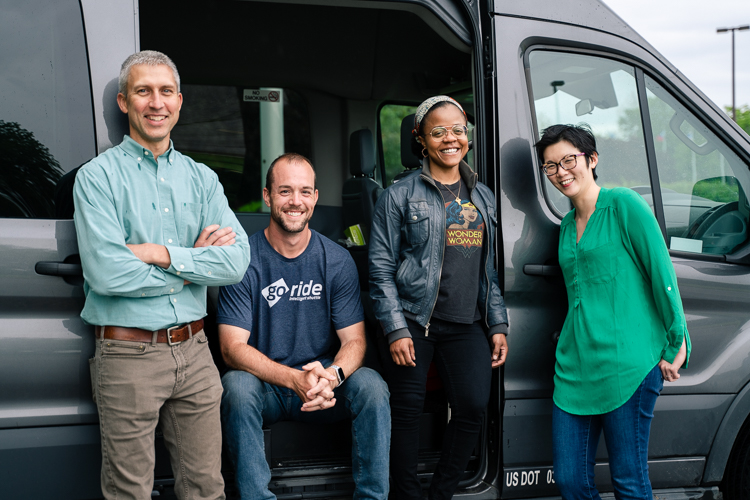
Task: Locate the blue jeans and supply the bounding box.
[552,364,664,500]
[221,367,391,500]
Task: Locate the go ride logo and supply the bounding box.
[262,278,323,307]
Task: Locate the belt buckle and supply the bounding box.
[166,324,183,346]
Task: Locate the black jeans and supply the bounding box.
[382,317,492,500]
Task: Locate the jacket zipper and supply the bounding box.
[421,172,447,336]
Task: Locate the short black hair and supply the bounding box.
[534,124,598,180]
[265,153,316,191]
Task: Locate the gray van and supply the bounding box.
[2,0,750,498]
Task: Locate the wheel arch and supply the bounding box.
[704,380,750,483]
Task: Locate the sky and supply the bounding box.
[603,0,750,113]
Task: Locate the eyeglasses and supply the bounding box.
[427,125,468,140]
[541,153,586,176]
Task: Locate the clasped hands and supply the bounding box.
[292,361,338,412]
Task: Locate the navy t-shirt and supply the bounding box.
[217,230,364,369]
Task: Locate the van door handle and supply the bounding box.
[523,264,562,276]
[35,261,83,277]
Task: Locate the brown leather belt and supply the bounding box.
[95,319,204,345]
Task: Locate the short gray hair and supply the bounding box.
[118,50,180,95]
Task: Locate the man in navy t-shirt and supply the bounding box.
[217,153,390,499]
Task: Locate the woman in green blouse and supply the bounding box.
[535,124,690,500]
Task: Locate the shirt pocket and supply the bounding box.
[583,240,616,284]
[180,202,204,246]
[404,201,429,246]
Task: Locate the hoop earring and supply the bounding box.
[422,148,428,158]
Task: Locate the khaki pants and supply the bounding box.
[91,330,225,500]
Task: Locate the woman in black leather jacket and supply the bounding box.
[369,95,509,500]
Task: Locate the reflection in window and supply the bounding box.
[171,85,311,213]
[0,0,95,218]
[645,77,750,255]
[528,51,650,215]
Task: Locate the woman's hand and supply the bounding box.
[491,334,508,368]
[659,336,687,382]
[390,338,416,367]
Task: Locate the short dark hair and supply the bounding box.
[265,153,316,191]
[534,124,598,180]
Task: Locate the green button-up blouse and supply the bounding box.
[554,187,691,415]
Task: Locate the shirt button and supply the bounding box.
[170,288,175,293]
[208,271,212,275]
[173,298,177,303]
[161,177,165,182]
[137,157,142,162]
[141,293,146,297]
[168,239,173,243]
[667,286,672,291]
[164,208,169,213]
[180,265,184,269]
[145,151,149,156]
[412,216,417,220]
[176,271,181,275]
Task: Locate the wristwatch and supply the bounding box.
[330,365,345,387]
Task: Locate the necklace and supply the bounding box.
[439,177,462,203]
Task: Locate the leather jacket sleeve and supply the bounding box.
[369,189,410,336]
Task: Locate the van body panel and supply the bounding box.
[3,0,750,498]
[80,0,138,153]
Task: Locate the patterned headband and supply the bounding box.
[413,95,465,137]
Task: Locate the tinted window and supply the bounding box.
[0,0,95,218]
[645,76,750,255]
[528,51,650,215]
[171,85,311,212]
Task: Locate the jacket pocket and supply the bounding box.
[404,202,429,245]
[583,241,616,284]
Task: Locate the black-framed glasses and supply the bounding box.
[427,125,468,140]
[541,153,586,176]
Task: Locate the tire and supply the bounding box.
[722,417,750,500]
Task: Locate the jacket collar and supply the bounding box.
[420,158,478,190]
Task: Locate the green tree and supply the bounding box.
[724,105,750,136]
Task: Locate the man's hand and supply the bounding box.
[491,333,508,368]
[390,338,416,367]
[194,224,236,248]
[660,336,687,382]
[126,243,171,268]
[293,361,337,412]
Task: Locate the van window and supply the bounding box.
[528,51,650,215]
[380,104,417,186]
[171,85,311,213]
[644,76,750,255]
[0,0,95,218]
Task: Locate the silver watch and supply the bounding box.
[330,365,345,387]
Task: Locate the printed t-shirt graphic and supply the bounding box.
[432,180,484,324]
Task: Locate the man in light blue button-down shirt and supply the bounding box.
[74,50,250,500]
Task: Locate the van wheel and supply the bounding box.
[722,419,750,500]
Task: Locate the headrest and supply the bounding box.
[400,114,421,170]
[349,129,376,177]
